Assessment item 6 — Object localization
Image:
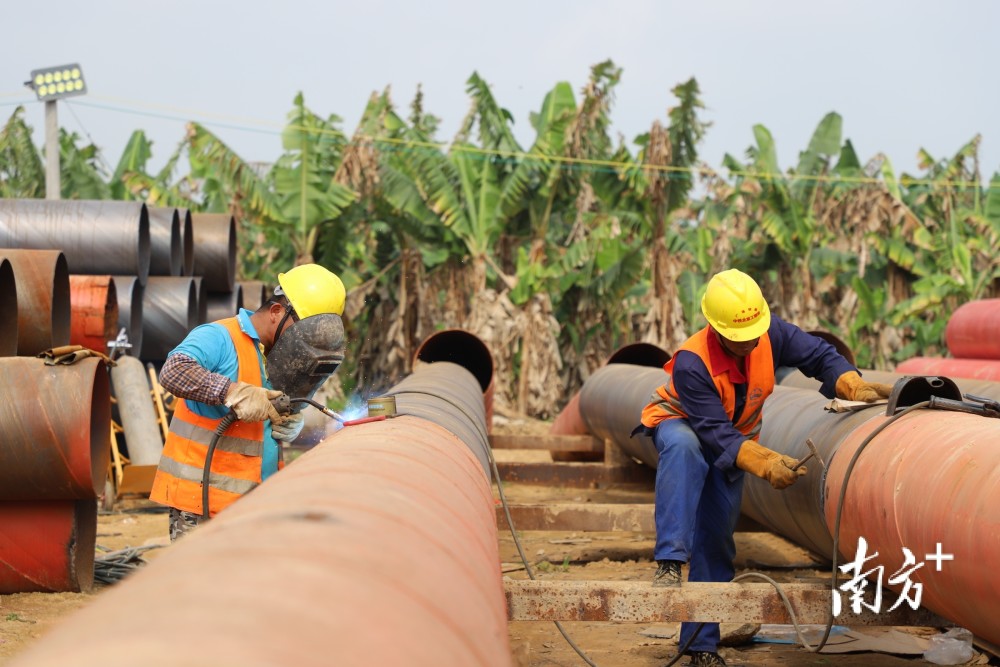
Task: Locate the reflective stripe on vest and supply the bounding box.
[641,326,774,437]
[149,317,266,516]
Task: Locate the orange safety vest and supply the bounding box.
[149,318,267,517]
[640,326,775,438]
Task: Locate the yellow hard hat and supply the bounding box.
[276,264,346,319]
[701,269,770,341]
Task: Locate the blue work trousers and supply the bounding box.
[653,418,745,654]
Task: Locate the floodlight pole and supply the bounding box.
[45,100,60,200]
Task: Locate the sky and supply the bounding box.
[2,0,998,181]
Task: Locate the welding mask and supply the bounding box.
[266,312,346,411]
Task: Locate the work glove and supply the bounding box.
[735,440,806,490]
[835,371,893,403]
[224,381,285,423]
[271,412,305,442]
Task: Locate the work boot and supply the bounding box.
[687,651,727,666]
[652,559,682,587]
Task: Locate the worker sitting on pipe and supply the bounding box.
[637,268,890,667]
[150,264,347,541]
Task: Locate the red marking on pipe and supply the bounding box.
[342,415,387,426]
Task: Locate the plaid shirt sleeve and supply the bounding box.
[159,353,233,405]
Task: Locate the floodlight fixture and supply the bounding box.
[25,63,87,102]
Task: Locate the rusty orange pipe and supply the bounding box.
[69,275,118,352]
[0,259,17,356]
[0,500,97,593]
[414,329,495,432]
[0,357,110,500]
[11,362,512,667]
[895,356,1000,382]
[825,408,1000,644]
[945,299,1000,359]
[0,249,70,356]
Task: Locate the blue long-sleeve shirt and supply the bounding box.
[671,316,855,474]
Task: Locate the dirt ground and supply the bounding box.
[0,414,993,666]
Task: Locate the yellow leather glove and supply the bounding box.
[835,371,893,403]
[224,381,285,423]
[735,440,806,490]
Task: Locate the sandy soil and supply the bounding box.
[0,415,992,666]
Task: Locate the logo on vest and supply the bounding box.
[748,387,763,404]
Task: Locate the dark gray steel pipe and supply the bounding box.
[112,275,144,357]
[147,207,182,276]
[0,199,150,285]
[579,364,665,467]
[0,249,70,356]
[204,286,244,322]
[192,276,208,324]
[110,356,163,466]
[141,277,197,360]
[178,208,194,276]
[191,212,236,291]
[0,259,18,356]
[238,280,268,311]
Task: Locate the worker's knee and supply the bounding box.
[653,419,704,462]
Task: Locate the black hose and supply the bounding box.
[202,409,237,520]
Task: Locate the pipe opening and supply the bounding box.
[806,330,856,367]
[606,342,671,367]
[0,260,17,356]
[51,253,71,347]
[88,362,111,496]
[169,208,182,276]
[181,209,195,276]
[415,329,494,392]
[136,204,151,286]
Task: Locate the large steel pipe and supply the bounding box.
[110,356,163,466]
[945,299,1000,359]
[824,408,1000,646]
[141,277,197,360]
[0,259,18,356]
[204,286,244,322]
[780,368,1000,402]
[414,329,495,433]
[147,207,182,276]
[552,343,670,461]
[0,199,150,285]
[579,364,665,466]
[895,356,1000,382]
[113,275,144,357]
[0,500,97,593]
[179,208,195,276]
[69,275,118,353]
[10,363,511,667]
[191,212,236,291]
[238,280,268,311]
[0,249,70,356]
[192,276,208,324]
[0,357,110,500]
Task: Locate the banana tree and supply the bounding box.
[0,107,44,198]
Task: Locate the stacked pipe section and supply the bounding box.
[0,249,70,356]
[896,299,1000,380]
[0,357,110,593]
[9,363,511,666]
[579,362,1000,645]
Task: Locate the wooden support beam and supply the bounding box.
[497,503,654,532]
[495,462,654,487]
[489,434,604,453]
[504,580,948,627]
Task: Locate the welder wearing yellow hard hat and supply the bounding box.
[638,268,889,667]
[150,263,346,541]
